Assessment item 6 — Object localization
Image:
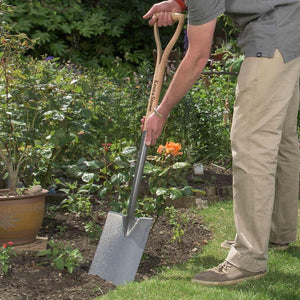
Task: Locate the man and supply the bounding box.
[143,0,300,286]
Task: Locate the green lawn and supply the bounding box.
[99,200,300,300]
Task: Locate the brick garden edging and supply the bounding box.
[165,185,233,209]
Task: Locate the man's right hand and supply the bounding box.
[141,111,168,146]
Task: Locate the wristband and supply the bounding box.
[174,0,186,12]
[154,105,170,118]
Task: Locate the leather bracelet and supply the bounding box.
[154,105,169,118]
[174,0,186,12]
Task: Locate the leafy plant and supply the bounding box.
[0,5,96,192]
[38,240,83,273]
[84,221,102,241]
[134,196,164,218]
[0,242,16,275]
[163,69,237,166]
[146,141,190,190]
[56,225,67,236]
[165,206,189,243]
[58,180,92,216]
[0,16,38,194]
[101,145,138,203]
[3,0,178,67]
[138,142,195,217]
[61,142,138,205]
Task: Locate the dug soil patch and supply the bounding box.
[1,206,212,299]
[1,165,231,299]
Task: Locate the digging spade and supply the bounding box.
[89,13,185,286]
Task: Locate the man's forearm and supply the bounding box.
[156,20,216,117]
[157,54,209,117]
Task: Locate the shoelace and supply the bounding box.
[218,261,233,272]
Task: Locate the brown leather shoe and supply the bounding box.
[192,261,266,286]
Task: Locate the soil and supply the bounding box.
[0,165,232,299]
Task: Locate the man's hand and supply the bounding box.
[143,0,182,27]
[141,113,168,146]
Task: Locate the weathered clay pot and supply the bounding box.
[0,188,48,246]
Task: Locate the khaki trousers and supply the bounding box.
[226,50,300,272]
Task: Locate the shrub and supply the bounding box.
[3,0,183,67]
[38,240,83,273]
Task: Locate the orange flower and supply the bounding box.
[165,141,182,156]
[157,141,183,156]
[157,144,165,154]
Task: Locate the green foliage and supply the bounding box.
[84,221,102,241]
[80,62,152,146]
[138,142,196,217]
[145,141,190,190]
[164,70,237,165]
[38,240,83,273]
[135,196,160,217]
[60,193,92,216]
[2,1,244,69]
[54,143,141,215]
[0,0,240,194]
[0,242,16,275]
[165,206,189,243]
[0,35,238,191]
[0,15,41,193]
[214,15,241,54]
[57,180,92,216]
[3,0,180,67]
[0,1,240,194]
[136,186,192,218]
[99,145,137,208]
[0,42,97,190]
[0,9,144,190]
[146,159,191,191]
[62,144,138,207]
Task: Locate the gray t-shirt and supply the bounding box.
[185,0,300,62]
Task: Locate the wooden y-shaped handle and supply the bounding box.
[144,13,185,129]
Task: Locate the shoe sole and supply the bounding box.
[191,272,266,286]
[269,243,290,250]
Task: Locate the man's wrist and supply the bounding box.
[174,0,186,12]
[154,105,171,119]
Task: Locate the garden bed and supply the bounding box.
[0,165,232,299]
[1,206,212,299]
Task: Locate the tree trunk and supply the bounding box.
[8,169,18,195]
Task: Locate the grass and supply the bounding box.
[99,200,300,300]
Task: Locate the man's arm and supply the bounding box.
[144,19,217,146]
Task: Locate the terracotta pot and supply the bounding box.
[0,189,48,246]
